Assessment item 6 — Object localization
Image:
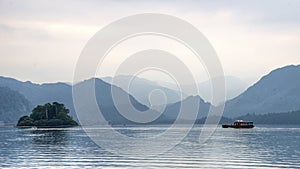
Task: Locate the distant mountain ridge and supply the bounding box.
[1,64,300,124]
[102,75,186,107]
[224,65,300,117]
[197,76,247,101]
[156,76,248,102]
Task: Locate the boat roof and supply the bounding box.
[234,120,253,123]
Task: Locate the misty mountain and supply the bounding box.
[75,78,167,124]
[197,76,248,101]
[1,64,299,124]
[0,87,31,124]
[224,65,300,117]
[0,76,168,124]
[0,76,75,119]
[102,75,186,107]
[156,76,248,103]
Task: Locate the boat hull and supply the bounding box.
[222,124,254,128]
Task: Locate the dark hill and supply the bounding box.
[0,87,31,124]
[224,65,300,117]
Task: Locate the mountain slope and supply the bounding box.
[162,95,211,122]
[224,65,300,117]
[73,78,168,124]
[0,87,31,124]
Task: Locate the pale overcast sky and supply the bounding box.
[0,0,300,85]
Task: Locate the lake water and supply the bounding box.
[1,125,300,168]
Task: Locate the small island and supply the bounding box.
[17,102,78,128]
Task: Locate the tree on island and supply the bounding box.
[17,102,78,127]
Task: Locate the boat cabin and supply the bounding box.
[222,120,254,128]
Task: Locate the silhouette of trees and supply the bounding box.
[17,102,78,127]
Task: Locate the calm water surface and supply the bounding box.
[0,125,300,168]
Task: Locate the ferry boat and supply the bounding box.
[222,120,254,128]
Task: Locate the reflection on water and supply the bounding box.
[0,125,300,168]
[31,129,68,145]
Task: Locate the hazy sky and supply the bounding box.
[0,0,300,85]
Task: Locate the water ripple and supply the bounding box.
[0,125,300,168]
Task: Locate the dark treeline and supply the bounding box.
[195,110,300,125]
[235,110,300,125]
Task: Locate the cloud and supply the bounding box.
[0,0,299,85]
